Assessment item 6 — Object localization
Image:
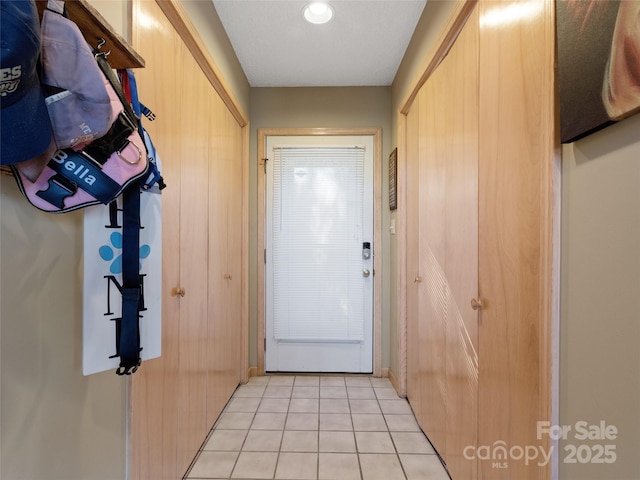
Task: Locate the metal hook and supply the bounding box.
[95,38,111,57]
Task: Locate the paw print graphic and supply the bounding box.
[99,232,151,274]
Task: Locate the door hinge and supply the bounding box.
[262,158,268,174]
[264,338,266,351]
[264,248,266,264]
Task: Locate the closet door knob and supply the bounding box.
[224,273,232,280]
[471,298,483,310]
[173,287,186,297]
[414,275,422,283]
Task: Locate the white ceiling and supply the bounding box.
[212,0,427,87]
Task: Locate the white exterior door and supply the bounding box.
[265,135,374,372]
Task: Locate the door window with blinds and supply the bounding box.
[265,136,374,373]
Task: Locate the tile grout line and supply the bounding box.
[374,376,409,480]
[269,375,279,480]
[228,382,262,480]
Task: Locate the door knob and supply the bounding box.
[363,269,370,278]
[173,287,186,297]
[471,298,483,310]
[224,273,232,280]
[414,275,422,283]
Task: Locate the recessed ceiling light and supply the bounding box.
[304,2,334,24]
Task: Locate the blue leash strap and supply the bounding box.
[116,176,143,375]
[114,69,165,374]
[115,69,145,375]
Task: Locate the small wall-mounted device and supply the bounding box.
[362,242,371,259]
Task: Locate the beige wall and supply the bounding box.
[1,178,127,480]
[560,113,640,480]
[249,87,393,369]
[391,0,458,140]
[1,5,127,480]
[181,0,250,118]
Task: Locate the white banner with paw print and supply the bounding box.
[82,188,162,375]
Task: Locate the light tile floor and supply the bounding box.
[185,375,450,480]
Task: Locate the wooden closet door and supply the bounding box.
[131,2,183,478]
[177,39,210,473]
[207,93,228,426]
[131,2,246,478]
[207,99,243,425]
[225,111,243,395]
[477,0,555,478]
[405,98,421,425]
[405,1,555,478]
[417,78,447,455]
[442,9,478,478]
[405,7,479,479]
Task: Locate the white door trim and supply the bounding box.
[258,127,382,377]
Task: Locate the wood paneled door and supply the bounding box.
[129,1,248,479]
[405,8,479,478]
[476,0,557,477]
[400,0,558,479]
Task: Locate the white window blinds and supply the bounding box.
[271,146,366,342]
